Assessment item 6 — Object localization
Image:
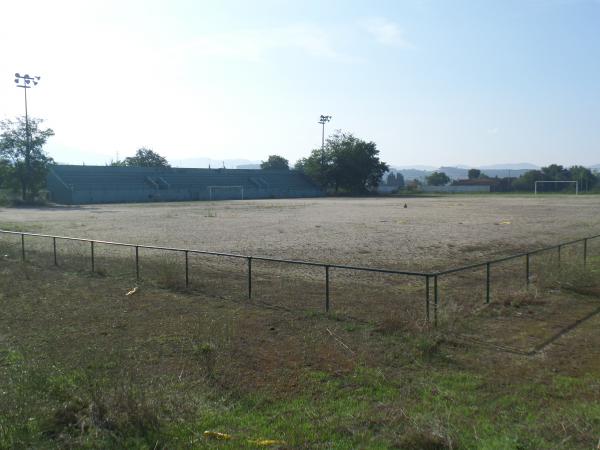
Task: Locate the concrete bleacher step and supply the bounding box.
[48,165,322,204]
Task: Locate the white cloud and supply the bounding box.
[186,24,356,63]
[361,17,411,48]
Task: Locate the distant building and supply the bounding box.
[452,177,516,192]
[452,178,498,187]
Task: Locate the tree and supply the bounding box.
[541,164,569,181]
[261,155,289,170]
[295,154,329,188]
[467,168,489,179]
[468,168,481,179]
[511,170,544,191]
[0,117,54,202]
[396,172,405,188]
[297,131,388,193]
[426,171,450,186]
[0,159,11,187]
[120,147,170,168]
[109,159,127,167]
[568,165,597,191]
[386,172,404,187]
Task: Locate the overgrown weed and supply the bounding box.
[152,257,186,290]
[537,261,600,296]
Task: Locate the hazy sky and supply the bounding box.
[1,0,599,167]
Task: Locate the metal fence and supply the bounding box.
[1,229,599,326]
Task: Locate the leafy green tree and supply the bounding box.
[467,168,489,179]
[0,159,11,186]
[512,165,598,192]
[569,165,597,191]
[295,151,333,189]
[468,168,481,179]
[386,172,404,187]
[261,155,289,170]
[541,164,569,181]
[511,170,544,191]
[121,147,170,168]
[297,131,388,193]
[0,117,54,202]
[426,171,450,186]
[396,172,405,188]
[109,159,127,167]
[328,131,389,193]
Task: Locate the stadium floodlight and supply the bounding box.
[318,114,332,166]
[534,180,578,195]
[14,73,41,192]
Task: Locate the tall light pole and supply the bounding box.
[14,73,40,200]
[318,114,331,166]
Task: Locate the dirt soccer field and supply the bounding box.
[2,195,600,271]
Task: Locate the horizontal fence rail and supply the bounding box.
[0,230,428,276]
[1,229,599,327]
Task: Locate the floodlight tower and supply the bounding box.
[14,73,41,185]
[318,114,331,166]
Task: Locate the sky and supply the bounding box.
[0,0,599,168]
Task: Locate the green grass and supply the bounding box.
[3,350,598,449]
[1,257,600,449]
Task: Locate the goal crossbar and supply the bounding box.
[534,180,578,195]
[207,185,245,200]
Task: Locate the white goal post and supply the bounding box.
[534,181,578,195]
[207,185,244,200]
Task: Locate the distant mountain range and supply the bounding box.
[169,158,261,169]
[236,164,262,169]
[391,164,540,181]
[478,163,540,170]
[172,161,598,180]
[391,163,600,181]
[393,165,437,171]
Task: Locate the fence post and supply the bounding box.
[525,253,530,287]
[434,275,438,327]
[425,275,430,323]
[135,246,140,282]
[558,245,561,267]
[247,257,252,300]
[325,265,330,312]
[486,262,490,304]
[583,239,588,266]
[90,241,95,272]
[53,237,57,266]
[21,234,25,261]
[184,250,189,288]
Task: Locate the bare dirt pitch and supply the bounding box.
[2,194,599,270]
[2,194,599,327]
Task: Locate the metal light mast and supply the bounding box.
[318,114,331,166]
[14,73,41,199]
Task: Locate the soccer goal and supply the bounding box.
[207,185,244,200]
[534,181,578,195]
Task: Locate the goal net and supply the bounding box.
[534,181,578,195]
[207,185,245,200]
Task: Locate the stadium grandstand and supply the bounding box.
[47,165,323,204]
